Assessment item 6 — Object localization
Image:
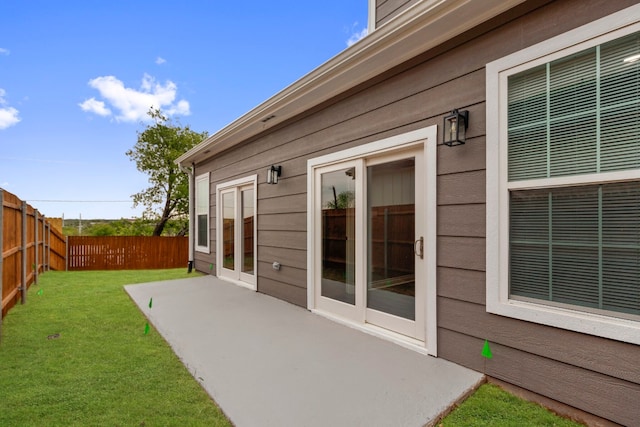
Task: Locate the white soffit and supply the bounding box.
[177,0,525,165]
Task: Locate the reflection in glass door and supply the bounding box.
[222,191,235,271]
[241,188,254,278]
[367,158,416,320]
[219,180,256,288]
[320,166,357,305]
[314,149,424,340]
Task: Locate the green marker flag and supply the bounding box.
[148,297,153,309]
[37,289,44,296]
[481,339,493,359]
[144,323,150,335]
[209,263,214,271]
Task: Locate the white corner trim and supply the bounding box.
[486,4,640,345]
[368,0,376,33]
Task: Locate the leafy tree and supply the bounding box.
[326,190,355,209]
[126,108,208,236]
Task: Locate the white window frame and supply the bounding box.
[486,4,640,345]
[307,126,438,356]
[216,175,258,291]
[195,172,210,253]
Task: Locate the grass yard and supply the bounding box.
[0,269,231,427]
[440,383,584,427]
[0,269,585,426]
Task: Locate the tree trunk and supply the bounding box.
[153,197,173,236]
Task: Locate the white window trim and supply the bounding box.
[195,172,210,253]
[215,175,258,291]
[306,126,438,356]
[486,4,640,345]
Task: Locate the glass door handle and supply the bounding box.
[414,236,424,259]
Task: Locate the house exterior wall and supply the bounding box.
[375,0,421,27]
[193,1,640,424]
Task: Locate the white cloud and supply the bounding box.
[0,88,20,130]
[155,57,166,65]
[78,97,111,116]
[80,73,191,122]
[347,26,368,47]
[0,48,9,55]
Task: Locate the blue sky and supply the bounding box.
[0,1,368,219]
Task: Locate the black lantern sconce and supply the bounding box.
[266,165,282,184]
[443,109,469,146]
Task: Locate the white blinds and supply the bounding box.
[507,31,640,318]
[508,32,640,181]
[510,182,640,316]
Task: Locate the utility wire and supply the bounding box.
[26,200,131,203]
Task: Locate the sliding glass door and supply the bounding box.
[314,148,425,340]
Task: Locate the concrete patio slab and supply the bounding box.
[125,275,484,427]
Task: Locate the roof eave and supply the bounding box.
[176,0,525,166]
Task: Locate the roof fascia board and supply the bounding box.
[177,0,525,166]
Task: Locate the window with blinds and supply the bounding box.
[507,31,640,319]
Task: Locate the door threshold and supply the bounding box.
[311,308,434,356]
[217,276,257,291]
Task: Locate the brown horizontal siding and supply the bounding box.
[438,328,640,427]
[193,257,214,274]
[437,170,486,206]
[258,246,307,269]
[437,204,485,238]
[437,267,485,306]
[376,0,421,28]
[259,193,306,215]
[259,212,306,232]
[439,298,640,385]
[258,277,307,307]
[438,237,485,272]
[259,261,306,289]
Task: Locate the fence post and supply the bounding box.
[65,236,69,271]
[46,222,51,271]
[34,210,39,283]
[21,201,27,305]
[0,189,4,340]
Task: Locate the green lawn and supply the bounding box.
[0,269,584,426]
[0,269,230,427]
[441,383,584,427]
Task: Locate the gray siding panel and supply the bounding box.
[437,267,485,305]
[376,0,421,28]
[258,277,307,307]
[439,298,640,385]
[437,328,640,427]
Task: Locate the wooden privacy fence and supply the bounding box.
[67,236,188,271]
[1,189,66,320]
[322,204,415,276]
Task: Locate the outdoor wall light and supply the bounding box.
[443,109,469,146]
[266,165,282,184]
